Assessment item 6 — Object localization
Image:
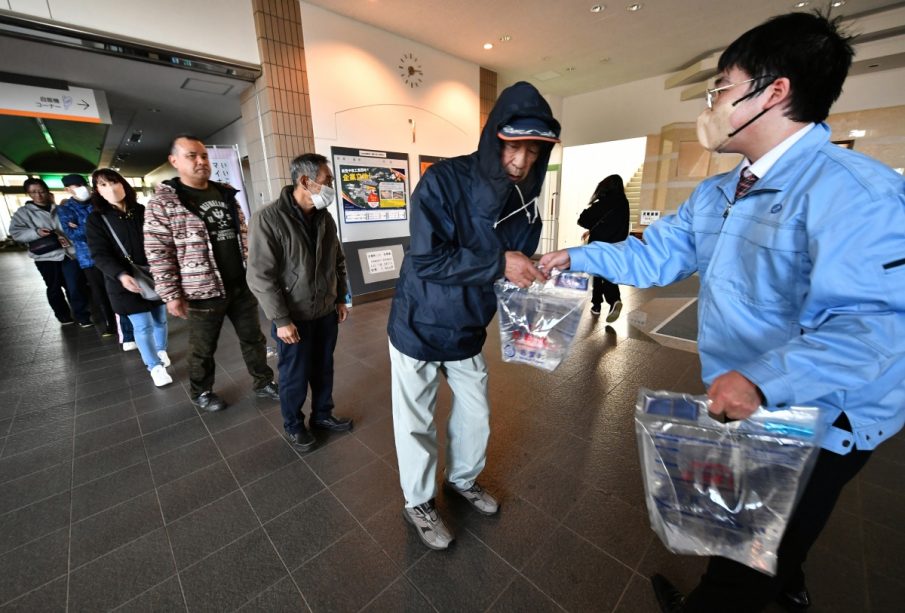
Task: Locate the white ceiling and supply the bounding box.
[303,0,905,96]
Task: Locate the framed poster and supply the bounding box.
[331,147,410,224]
[418,154,446,178]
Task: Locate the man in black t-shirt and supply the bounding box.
[144,135,278,413]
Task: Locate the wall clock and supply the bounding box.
[399,52,423,88]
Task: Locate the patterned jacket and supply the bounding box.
[143,179,248,302]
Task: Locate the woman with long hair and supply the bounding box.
[85,169,172,386]
[578,174,630,322]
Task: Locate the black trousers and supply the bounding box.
[34,258,91,324]
[683,445,872,612]
[186,282,273,397]
[272,312,339,434]
[83,266,116,331]
[592,275,621,309]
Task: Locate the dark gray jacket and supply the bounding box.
[246,185,348,326]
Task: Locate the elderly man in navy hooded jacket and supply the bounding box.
[387,81,560,550]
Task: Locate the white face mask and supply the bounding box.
[310,183,335,210]
[73,186,91,201]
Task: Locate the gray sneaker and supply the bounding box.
[444,481,499,515]
[403,501,454,550]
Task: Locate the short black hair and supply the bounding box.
[718,11,854,123]
[290,153,329,186]
[170,133,204,155]
[23,177,49,192]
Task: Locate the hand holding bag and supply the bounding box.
[28,233,63,255]
[100,215,160,302]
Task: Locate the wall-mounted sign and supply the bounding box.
[366,249,396,274]
[207,145,250,221]
[332,148,409,224]
[0,83,104,124]
[640,210,661,226]
[418,154,446,178]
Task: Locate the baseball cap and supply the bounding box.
[61,174,88,187]
[497,117,560,143]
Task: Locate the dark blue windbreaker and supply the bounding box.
[388,82,561,361]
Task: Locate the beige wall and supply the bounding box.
[640,105,905,216]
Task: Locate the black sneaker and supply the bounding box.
[285,429,316,452]
[254,381,279,400]
[651,574,686,613]
[192,391,226,412]
[311,415,353,432]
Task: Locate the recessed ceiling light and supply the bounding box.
[794,1,809,7]
[626,3,642,11]
[848,129,866,138]
[831,0,845,6]
[590,4,605,12]
[483,42,493,50]
[499,35,511,42]
[565,66,576,72]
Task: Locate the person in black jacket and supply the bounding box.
[387,81,560,550]
[85,169,172,387]
[578,175,630,322]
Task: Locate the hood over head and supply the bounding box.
[477,81,561,204]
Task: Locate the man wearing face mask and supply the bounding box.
[387,81,559,550]
[145,134,278,413]
[540,12,905,613]
[246,154,353,452]
[58,174,118,336]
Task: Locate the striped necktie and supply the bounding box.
[734,167,758,200]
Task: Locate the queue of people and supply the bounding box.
[5,10,904,613]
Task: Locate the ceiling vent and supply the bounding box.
[180,78,233,95]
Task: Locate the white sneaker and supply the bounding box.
[150,364,173,387]
[606,300,623,323]
[122,342,138,351]
[157,350,171,368]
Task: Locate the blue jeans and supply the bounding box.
[127,305,168,371]
[273,312,338,434]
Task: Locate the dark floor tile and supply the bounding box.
[8,402,74,435]
[265,489,358,571]
[406,530,514,613]
[227,436,297,486]
[294,528,398,612]
[0,438,71,485]
[864,520,905,583]
[305,435,378,485]
[180,530,288,612]
[812,507,864,563]
[168,490,259,569]
[68,528,175,612]
[0,528,68,605]
[71,461,154,522]
[74,416,141,457]
[200,396,264,434]
[244,460,324,522]
[137,401,197,435]
[237,576,306,612]
[859,480,905,536]
[524,526,633,613]
[803,549,869,613]
[565,489,653,569]
[115,575,186,612]
[0,462,70,515]
[512,459,587,520]
[487,575,561,613]
[212,415,279,458]
[354,415,397,458]
[0,491,69,556]
[463,494,557,571]
[141,417,209,458]
[1,418,73,457]
[0,419,9,438]
[72,438,146,486]
[148,436,222,486]
[74,400,135,435]
[332,459,401,523]
[612,574,660,613]
[0,576,67,612]
[860,456,904,493]
[70,491,163,568]
[361,577,432,613]
[867,570,905,613]
[157,461,238,524]
[131,386,191,415]
[75,387,131,415]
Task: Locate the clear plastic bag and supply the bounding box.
[494,271,590,371]
[635,388,826,575]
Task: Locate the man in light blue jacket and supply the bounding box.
[541,11,905,613]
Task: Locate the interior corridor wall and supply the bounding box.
[4,0,259,64]
[298,1,480,243]
[558,137,646,250]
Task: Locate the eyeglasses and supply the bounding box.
[705,76,774,109]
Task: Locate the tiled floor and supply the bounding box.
[1,249,903,612]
